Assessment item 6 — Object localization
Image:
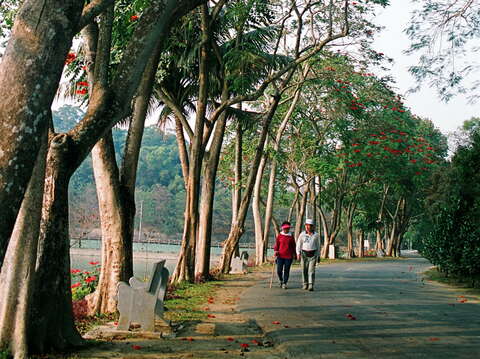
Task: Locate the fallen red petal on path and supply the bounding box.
[207,314,216,318]
[272,321,281,324]
[187,337,194,341]
[284,325,289,328]
[204,307,210,311]
[240,343,249,348]
[429,337,440,341]
[251,339,260,345]
[131,345,142,350]
[227,337,234,342]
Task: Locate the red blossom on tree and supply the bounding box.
[65,52,76,65]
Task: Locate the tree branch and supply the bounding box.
[77,0,115,32]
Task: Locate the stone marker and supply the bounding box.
[328,244,336,259]
[230,251,249,274]
[117,260,169,332]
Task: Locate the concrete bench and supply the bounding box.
[230,251,249,274]
[116,260,169,332]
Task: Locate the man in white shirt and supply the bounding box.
[296,219,321,291]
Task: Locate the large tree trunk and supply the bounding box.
[0,128,48,359]
[219,95,280,273]
[29,134,83,354]
[87,133,129,315]
[0,0,84,265]
[88,45,158,314]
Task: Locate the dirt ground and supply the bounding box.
[69,269,285,359]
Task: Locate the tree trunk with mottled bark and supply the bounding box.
[29,134,83,354]
[0,128,48,359]
[87,133,130,314]
[87,36,158,314]
[0,0,84,266]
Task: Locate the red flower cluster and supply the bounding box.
[130,15,139,21]
[71,282,81,289]
[85,276,97,283]
[76,88,87,95]
[347,162,362,168]
[65,52,76,65]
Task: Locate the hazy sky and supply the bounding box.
[372,0,479,135]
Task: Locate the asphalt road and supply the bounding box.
[238,254,480,358]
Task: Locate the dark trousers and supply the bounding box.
[276,257,293,284]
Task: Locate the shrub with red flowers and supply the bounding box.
[70,262,100,301]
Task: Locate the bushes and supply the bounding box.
[419,130,480,283]
[421,205,480,279]
[70,262,100,301]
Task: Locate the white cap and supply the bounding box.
[305,219,314,225]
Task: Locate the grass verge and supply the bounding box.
[165,280,223,323]
[423,267,480,294]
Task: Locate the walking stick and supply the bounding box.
[269,257,275,288]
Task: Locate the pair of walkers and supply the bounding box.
[273,219,320,291]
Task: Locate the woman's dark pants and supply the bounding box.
[276,257,293,284]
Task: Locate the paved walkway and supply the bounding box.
[238,254,480,358]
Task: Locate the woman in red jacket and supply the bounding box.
[273,221,296,289]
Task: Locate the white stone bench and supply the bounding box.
[116,260,169,332]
